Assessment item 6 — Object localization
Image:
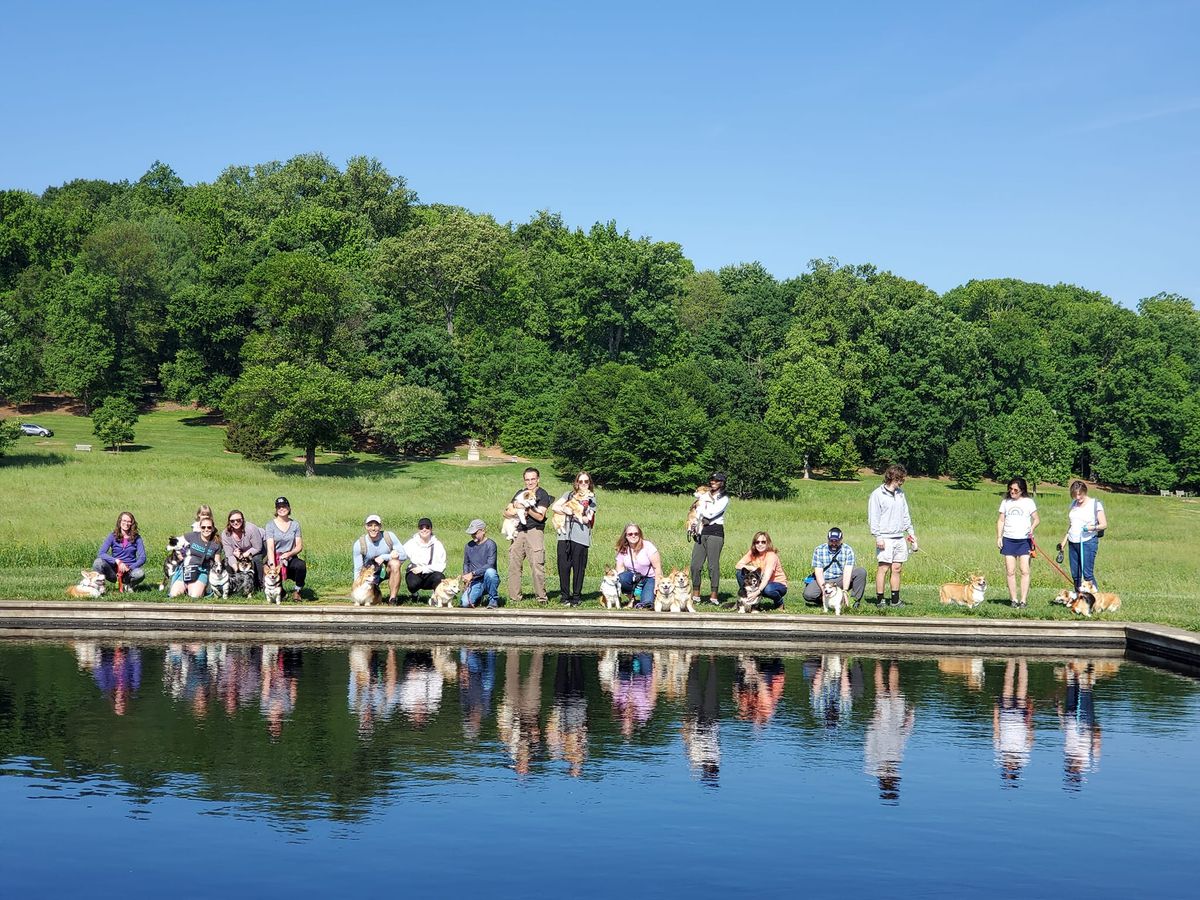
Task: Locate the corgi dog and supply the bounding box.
[654,573,679,612]
[686,486,711,539]
[599,567,621,609]
[939,574,987,609]
[1051,588,1074,606]
[672,568,694,612]
[736,566,763,614]
[207,559,230,599]
[262,563,282,605]
[501,490,538,541]
[351,562,383,607]
[229,557,256,597]
[1074,580,1121,615]
[430,576,462,608]
[822,583,850,616]
[551,490,593,536]
[67,569,107,599]
[159,534,189,590]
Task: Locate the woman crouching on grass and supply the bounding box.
[615,524,663,610]
[734,531,788,609]
[222,509,264,589]
[265,496,306,602]
[93,511,146,591]
[169,516,221,599]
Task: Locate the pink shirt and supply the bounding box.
[616,540,658,576]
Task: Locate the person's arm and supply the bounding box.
[289,525,303,560]
[266,529,277,565]
[432,540,447,573]
[99,534,117,566]
[735,551,753,569]
[842,547,855,591]
[248,524,264,558]
[132,536,146,570]
[650,549,664,581]
[702,494,730,523]
[484,540,497,572]
[615,552,628,575]
[867,493,883,547]
[1029,509,1040,538]
[997,507,1006,548]
[353,539,365,575]
[1095,502,1107,533]
[582,495,596,526]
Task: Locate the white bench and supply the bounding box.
[75,444,92,452]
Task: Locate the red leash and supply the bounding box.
[1031,537,1073,586]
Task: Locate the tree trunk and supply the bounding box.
[803,452,811,480]
[305,444,316,477]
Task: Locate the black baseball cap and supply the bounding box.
[417,517,433,529]
[275,496,290,508]
[828,527,843,542]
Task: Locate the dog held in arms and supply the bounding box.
[552,489,593,536]
[939,574,988,609]
[685,486,711,540]
[351,561,383,607]
[501,490,539,541]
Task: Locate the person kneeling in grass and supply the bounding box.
[462,519,501,609]
[93,511,146,591]
[803,527,868,608]
[354,514,406,605]
[169,516,222,599]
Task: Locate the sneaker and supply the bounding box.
[708,597,721,606]
[487,601,499,609]
[890,600,905,608]
[386,596,398,606]
[291,589,303,602]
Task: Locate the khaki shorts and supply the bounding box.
[875,536,909,564]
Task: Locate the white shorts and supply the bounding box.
[875,537,909,564]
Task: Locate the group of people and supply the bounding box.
[89,464,1109,609]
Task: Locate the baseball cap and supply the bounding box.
[827,527,844,542]
[364,514,382,526]
[465,518,487,534]
[710,472,727,483]
[275,496,290,508]
[417,517,433,530]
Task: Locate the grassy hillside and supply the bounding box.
[1,409,1197,629]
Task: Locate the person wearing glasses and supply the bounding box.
[221,509,265,589]
[403,517,447,603]
[615,524,663,609]
[169,514,223,599]
[803,527,868,607]
[93,511,147,591]
[552,471,597,607]
[997,478,1039,608]
[265,496,306,602]
[733,531,789,609]
[505,467,553,604]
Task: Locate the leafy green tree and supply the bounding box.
[765,357,846,479]
[987,390,1075,491]
[223,420,277,461]
[703,421,796,499]
[499,391,563,457]
[947,435,985,489]
[823,434,863,481]
[360,378,456,457]
[224,363,355,476]
[0,418,19,456]
[42,270,119,411]
[91,396,139,451]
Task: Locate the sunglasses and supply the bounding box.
[754,540,768,545]
[625,531,641,538]
[229,518,243,524]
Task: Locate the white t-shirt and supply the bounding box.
[999,497,1038,539]
[1067,497,1104,543]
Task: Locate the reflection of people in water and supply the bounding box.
[547,653,589,777]
[215,645,263,715]
[683,655,720,785]
[864,660,915,803]
[458,649,497,741]
[809,654,854,728]
[610,652,657,739]
[734,656,785,730]
[260,645,301,739]
[498,650,544,775]
[993,658,1035,786]
[163,643,221,717]
[397,650,444,728]
[1058,660,1102,789]
[348,645,400,737]
[78,644,142,716]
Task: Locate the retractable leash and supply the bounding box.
[1030,537,1074,586]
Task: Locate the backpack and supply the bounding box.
[359,533,394,559]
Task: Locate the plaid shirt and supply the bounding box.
[811,543,856,580]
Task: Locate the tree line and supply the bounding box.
[1,154,1197,492]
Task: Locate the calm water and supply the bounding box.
[1,640,1196,897]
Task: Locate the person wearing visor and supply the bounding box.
[353,514,406,605]
[804,527,868,608]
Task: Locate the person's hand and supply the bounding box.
[997,537,1003,550]
[116,560,128,574]
[462,573,474,585]
[876,539,885,550]
[375,554,388,566]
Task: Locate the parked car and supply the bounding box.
[19,423,54,437]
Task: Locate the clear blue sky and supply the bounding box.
[3,0,1198,306]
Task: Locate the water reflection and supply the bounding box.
[734,656,785,730]
[74,642,142,716]
[498,649,543,774]
[547,654,588,776]
[348,646,399,737]
[1058,659,1107,789]
[993,658,1034,786]
[458,649,496,741]
[260,646,301,740]
[865,660,915,803]
[683,655,720,785]
[807,654,859,728]
[602,651,656,738]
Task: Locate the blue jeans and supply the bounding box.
[618,571,656,608]
[1068,540,1098,589]
[462,568,500,607]
[735,569,788,608]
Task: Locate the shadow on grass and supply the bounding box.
[105,445,152,453]
[0,452,70,468]
[180,413,225,427]
[945,483,978,491]
[264,457,411,479]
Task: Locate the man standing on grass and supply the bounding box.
[867,464,919,608]
[505,467,552,604]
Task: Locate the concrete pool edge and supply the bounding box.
[6,599,1187,661]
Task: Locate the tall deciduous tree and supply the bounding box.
[765,357,846,479]
[988,390,1075,491]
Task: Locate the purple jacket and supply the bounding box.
[99,533,147,569]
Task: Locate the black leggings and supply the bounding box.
[280,557,307,587]
[406,570,445,596]
[690,533,724,594]
[557,540,590,602]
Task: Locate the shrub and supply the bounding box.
[703,421,796,499]
[499,391,562,457]
[947,436,985,489]
[224,420,277,461]
[0,418,19,457]
[360,381,455,457]
[822,434,863,481]
[91,397,138,451]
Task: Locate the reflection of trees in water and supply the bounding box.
[498,650,543,775]
[547,653,588,777]
[1058,659,1106,790]
[683,655,720,786]
[865,661,915,804]
[734,656,785,730]
[74,642,141,716]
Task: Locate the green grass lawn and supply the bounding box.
[2,408,1197,630]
